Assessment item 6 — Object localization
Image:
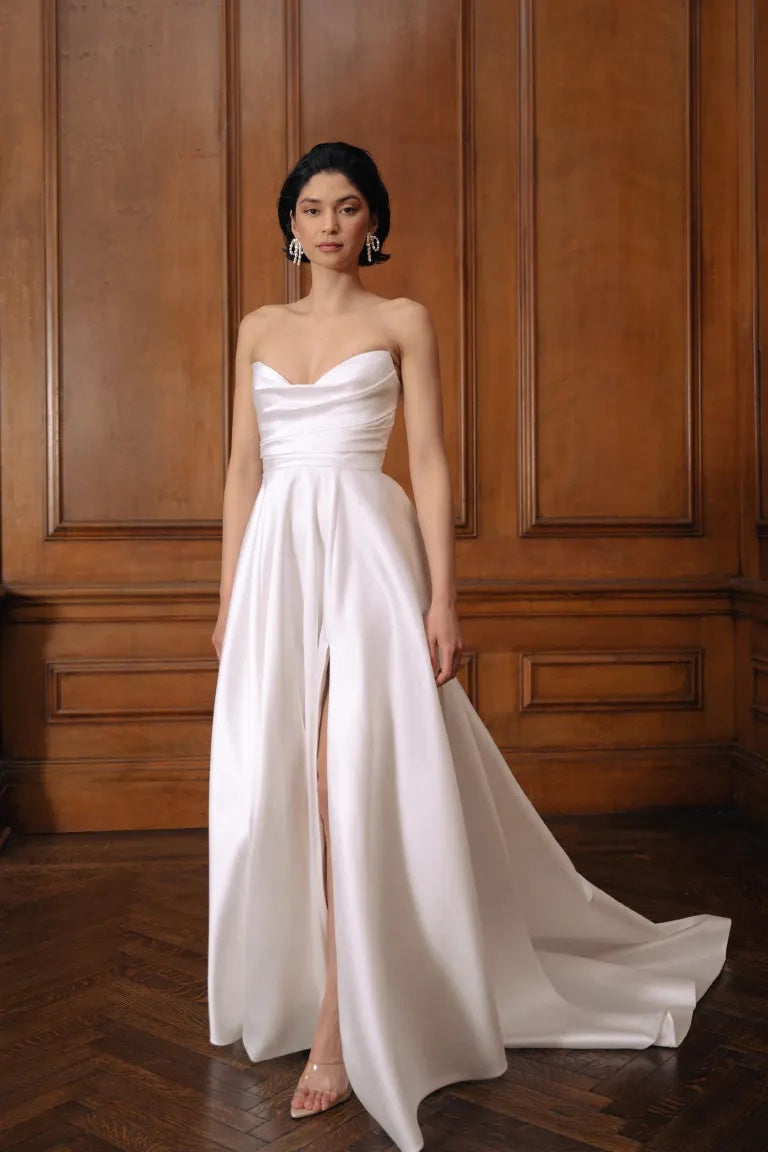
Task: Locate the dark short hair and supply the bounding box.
[277,141,391,266]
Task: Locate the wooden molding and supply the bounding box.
[42,0,239,540]
[518,0,703,537]
[520,649,703,714]
[46,657,219,724]
[0,576,734,623]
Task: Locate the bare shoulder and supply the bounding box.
[379,296,434,365]
[237,304,284,359]
[383,296,437,363]
[384,295,433,328]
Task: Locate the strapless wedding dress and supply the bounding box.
[207,348,731,1152]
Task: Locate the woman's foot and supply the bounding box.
[290,1054,351,1117]
[291,989,349,1116]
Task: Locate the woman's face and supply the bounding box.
[290,170,377,267]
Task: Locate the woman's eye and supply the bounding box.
[302,206,357,216]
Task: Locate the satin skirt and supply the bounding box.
[208,464,731,1152]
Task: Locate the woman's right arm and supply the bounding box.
[213,311,263,658]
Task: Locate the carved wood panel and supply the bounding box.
[0,0,746,829]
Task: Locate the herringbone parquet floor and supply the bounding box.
[1,806,765,1152]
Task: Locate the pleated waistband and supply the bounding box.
[261,450,385,474]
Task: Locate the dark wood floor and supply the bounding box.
[1,806,765,1152]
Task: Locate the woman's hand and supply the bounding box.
[212,603,229,662]
[423,599,463,686]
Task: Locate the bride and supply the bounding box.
[207,141,731,1152]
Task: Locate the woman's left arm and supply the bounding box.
[397,299,462,686]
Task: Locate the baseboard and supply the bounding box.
[3,745,735,833]
[503,744,733,815]
[730,745,768,826]
[4,759,209,833]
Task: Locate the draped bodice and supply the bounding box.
[251,348,401,474]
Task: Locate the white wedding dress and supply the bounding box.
[207,348,731,1152]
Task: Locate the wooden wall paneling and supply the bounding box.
[732,588,768,819]
[474,0,740,578]
[459,581,733,813]
[472,0,519,553]
[457,581,733,818]
[523,0,697,535]
[1,590,217,831]
[1,0,244,583]
[7,756,210,834]
[239,0,290,317]
[0,0,751,830]
[0,0,45,582]
[50,0,227,535]
[519,650,704,714]
[501,744,731,816]
[2,581,736,830]
[472,614,731,750]
[731,1,768,825]
[736,0,759,585]
[4,612,218,747]
[756,0,768,552]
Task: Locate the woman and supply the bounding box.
[207,142,730,1152]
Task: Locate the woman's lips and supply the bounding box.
[318,243,342,250]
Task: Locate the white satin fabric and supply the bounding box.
[208,349,731,1152]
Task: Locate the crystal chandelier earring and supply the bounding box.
[289,236,304,264]
[365,231,380,264]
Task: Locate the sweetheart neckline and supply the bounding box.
[252,347,398,388]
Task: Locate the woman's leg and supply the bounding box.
[291,665,350,1112]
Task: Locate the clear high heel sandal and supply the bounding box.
[290,1057,353,1119]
